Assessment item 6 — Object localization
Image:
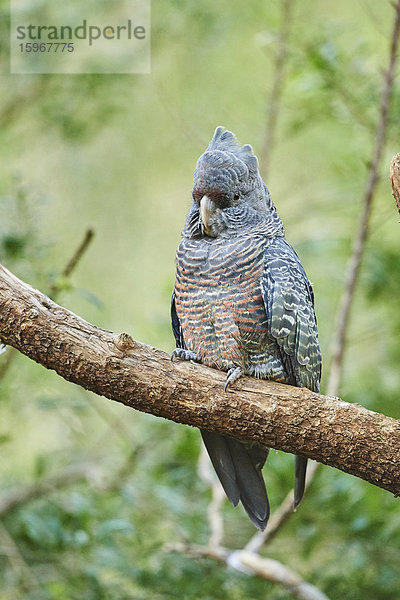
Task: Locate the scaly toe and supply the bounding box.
[170,348,201,363]
[224,366,243,391]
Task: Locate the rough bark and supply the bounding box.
[0,263,399,497]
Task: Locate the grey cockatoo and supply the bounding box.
[171,127,321,530]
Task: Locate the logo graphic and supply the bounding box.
[11,0,151,74]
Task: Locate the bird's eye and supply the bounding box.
[233,193,240,201]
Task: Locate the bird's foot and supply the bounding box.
[224,366,243,391]
[170,348,201,363]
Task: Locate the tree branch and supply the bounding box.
[48,227,95,298]
[167,543,330,600]
[244,460,319,554]
[0,263,399,496]
[197,446,225,548]
[260,0,295,179]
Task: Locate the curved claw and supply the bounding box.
[170,348,201,363]
[224,366,243,391]
[294,455,307,510]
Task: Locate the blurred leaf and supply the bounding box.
[76,288,104,309]
[1,233,27,259]
[95,518,135,539]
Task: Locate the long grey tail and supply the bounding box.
[294,455,307,509]
[201,430,270,531]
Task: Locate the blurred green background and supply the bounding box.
[1,1,400,598]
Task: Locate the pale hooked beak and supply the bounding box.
[200,195,215,235]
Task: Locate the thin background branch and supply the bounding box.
[197,447,225,549]
[166,542,329,600]
[48,228,94,298]
[260,0,295,179]
[327,0,400,395]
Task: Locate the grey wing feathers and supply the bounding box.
[200,431,240,507]
[261,237,321,393]
[261,237,321,510]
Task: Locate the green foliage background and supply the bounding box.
[0,1,399,598]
